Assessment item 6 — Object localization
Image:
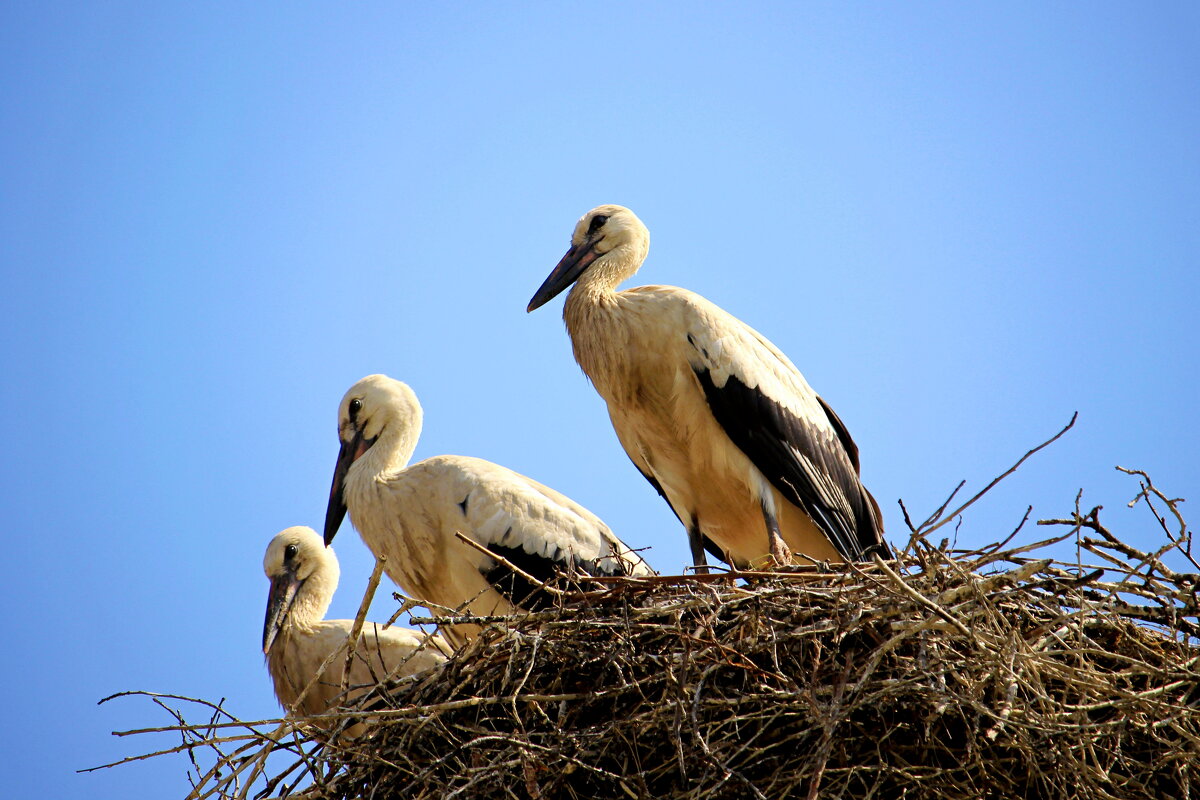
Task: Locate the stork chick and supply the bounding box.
[262,526,449,734]
[528,205,887,570]
[323,374,654,646]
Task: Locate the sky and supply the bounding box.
[2,3,1197,797]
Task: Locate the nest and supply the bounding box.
[96,467,1199,799]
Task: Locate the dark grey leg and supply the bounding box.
[688,522,710,575]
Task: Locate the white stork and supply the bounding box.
[323,374,654,645]
[527,205,887,570]
[262,526,450,733]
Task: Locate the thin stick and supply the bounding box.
[340,556,388,700]
[454,531,566,597]
[921,412,1078,538]
[872,553,973,640]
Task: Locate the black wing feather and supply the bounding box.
[482,540,634,611]
[693,367,884,560]
[817,395,860,473]
[817,396,890,557]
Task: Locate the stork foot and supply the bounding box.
[762,501,793,568]
[769,537,792,568]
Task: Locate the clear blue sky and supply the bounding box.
[3,3,1197,796]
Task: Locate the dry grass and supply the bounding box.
[92,466,1199,799]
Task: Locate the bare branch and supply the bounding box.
[921,412,1078,538]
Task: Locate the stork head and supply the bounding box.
[324,374,423,545]
[527,205,650,312]
[262,526,339,654]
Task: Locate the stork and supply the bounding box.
[323,374,654,645]
[527,205,887,570]
[262,526,449,734]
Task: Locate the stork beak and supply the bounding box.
[324,432,357,546]
[527,239,601,312]
[262,569,301,654]
[324,429,375,545]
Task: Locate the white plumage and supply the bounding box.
[528,205,886,570]
[324,374,653,645]
[261,526,449,735]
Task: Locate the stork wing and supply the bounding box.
[683,303,885,560]
[428,457,653,609]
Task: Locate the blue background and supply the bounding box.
[3,3,1197,796]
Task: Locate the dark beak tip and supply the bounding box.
[527,241,593,314]
[325,439,354,547]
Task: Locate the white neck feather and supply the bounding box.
[287,573,335,630]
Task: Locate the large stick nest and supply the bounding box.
[99,468,1199,799]
[326,559,1197,798]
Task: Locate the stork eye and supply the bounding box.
[587,214,608,235]
[284,543,298,561]
[348,398,363,419]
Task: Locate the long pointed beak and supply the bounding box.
[324,432,360,546]
[263,570,301,654]
[527,239,601,312]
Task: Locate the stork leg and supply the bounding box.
[687,521,710,575]
[761,501,793,567]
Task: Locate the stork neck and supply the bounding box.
[562,281,635,397]
[564,278,617,320]
[564,252,636,321]
[287,574,334,632]
[361,422,419,476]
[580,249,639,295]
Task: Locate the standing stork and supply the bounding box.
[527,205,886,570]
[262,526,449,734]
[323,374,653,645]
